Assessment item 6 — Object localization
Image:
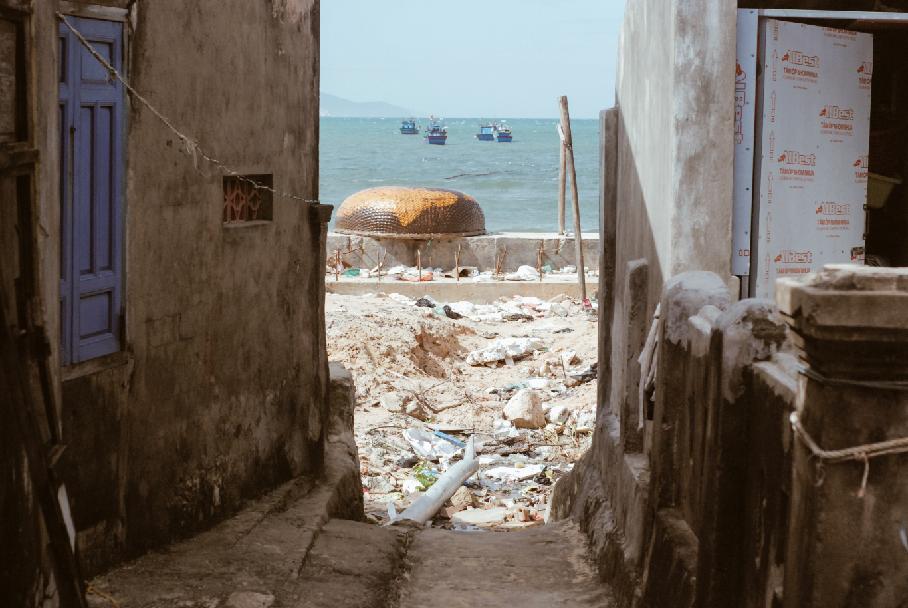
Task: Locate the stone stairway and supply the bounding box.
[396,522,614,608]
[88,499,612,607]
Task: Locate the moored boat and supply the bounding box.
[400,118,419,135]
[496,123,513,142]
[476,123,496,141]
[425,116,448,145]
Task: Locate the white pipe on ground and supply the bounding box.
[393,436,479,526]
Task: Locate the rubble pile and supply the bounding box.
[326,291,598,529]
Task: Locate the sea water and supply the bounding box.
[319,117,600,233]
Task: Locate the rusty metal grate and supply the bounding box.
[223,174,274,223]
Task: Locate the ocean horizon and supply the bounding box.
[319,117,600,234]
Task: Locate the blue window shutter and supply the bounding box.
[59,17,125,363]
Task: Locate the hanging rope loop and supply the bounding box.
[790,411,908,496]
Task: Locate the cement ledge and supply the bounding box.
[326,277,599,304]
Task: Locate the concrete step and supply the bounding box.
[398,521,614,608]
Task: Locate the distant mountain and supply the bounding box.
[320,93,415,118]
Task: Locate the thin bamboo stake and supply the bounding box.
[558,134,567,235]
[417,248,422,281]
[559,96,587,302]
[334,250,341,282]
[537,242,544,282]
[455,243,462,283]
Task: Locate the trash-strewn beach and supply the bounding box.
[326,291,598,528]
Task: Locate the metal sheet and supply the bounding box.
[751,19,871,299]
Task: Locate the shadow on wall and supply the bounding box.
[600,101,666,435]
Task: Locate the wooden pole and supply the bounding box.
[417,249,422,280]
[537,242,544,282]
[559,95,587,302]
[558,133,567,235]
[334,250,340,282]
[455,243,462,283]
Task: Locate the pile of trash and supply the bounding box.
[326,291,599,529]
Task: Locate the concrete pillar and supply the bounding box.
[621,259,648,453]
[598,107,619,426]
[650,271,730,508]
[696,299,787,608]
[777,265,908,608]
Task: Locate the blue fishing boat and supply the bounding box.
[400,118,419,135]
[476,123,496,141]
[425,117,448,145]
[496,123,513,143]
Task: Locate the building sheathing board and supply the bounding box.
[748,18,872,298]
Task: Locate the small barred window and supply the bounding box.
[223,174,274,223]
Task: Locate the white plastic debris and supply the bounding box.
[448,301,476,317]
[388,292,414,305]
[402,428,460,460]
[504,265,540,281]
[401,478,424,494]
[465,337,545,366]
[394,437,480,526]
[483,464,546,482]
[492,418,519,438]
[546,405,570,425]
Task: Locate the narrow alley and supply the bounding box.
[5,1,908,608]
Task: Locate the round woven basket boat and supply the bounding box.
[334,187,486,239]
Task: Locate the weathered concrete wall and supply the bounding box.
[554,266,908,608]
[608,0,737,452]
[553,271,795,607]
[49,0,327,571]
[0,0,69,605]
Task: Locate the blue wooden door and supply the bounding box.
[59,17,125,364]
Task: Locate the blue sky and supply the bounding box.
[320,0,625,119]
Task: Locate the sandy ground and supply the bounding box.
[326,290,598,529]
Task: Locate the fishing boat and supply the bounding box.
[476,123,496,141]
[496,122,512,142]
[400,118,419,135]
[425,117,448,145]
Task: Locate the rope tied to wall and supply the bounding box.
[789,411,908,498]
[56,12,323,206]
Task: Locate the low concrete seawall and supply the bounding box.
[327,232,600,274]
[325,277,599,304]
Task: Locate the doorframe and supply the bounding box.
[733,8,908,298]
